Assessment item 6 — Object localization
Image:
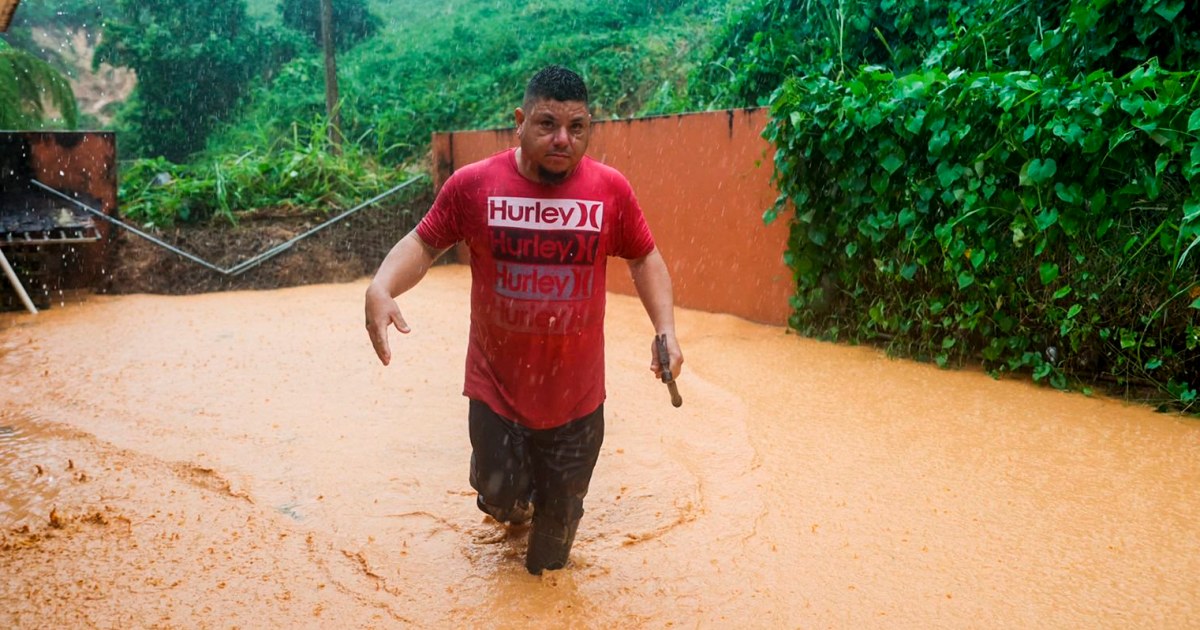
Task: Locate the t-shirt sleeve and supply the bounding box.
[610,176,656,259]
[415,172,465,250]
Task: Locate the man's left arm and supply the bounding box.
[627,247,684,380]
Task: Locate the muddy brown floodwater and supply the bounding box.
[1,264,1199,628]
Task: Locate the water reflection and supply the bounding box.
[0,412,70,529]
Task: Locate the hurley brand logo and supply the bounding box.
[488,197,603,232]
[495,262,595,301]
[490,294,596,335]
[491,229,600,265]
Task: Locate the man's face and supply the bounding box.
[514,98,591,185]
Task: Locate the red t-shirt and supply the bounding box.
[416,149,655,429]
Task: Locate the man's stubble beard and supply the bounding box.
[537,166,570,185]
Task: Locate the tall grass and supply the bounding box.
[119,114,423,227]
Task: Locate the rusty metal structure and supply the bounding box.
[0,132,117,312]
[0,129,419,313]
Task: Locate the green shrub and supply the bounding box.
[689,0,1200,109]
[768,61,1200,407]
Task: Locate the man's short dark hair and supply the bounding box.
[524,65,589,109]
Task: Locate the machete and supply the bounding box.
[656,333,683,408]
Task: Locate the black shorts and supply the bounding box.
[467,399,604,528]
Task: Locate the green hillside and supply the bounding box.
[1,0,746,223]
[4,0,742,162]
[214,0,742,165]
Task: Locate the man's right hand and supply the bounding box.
[365,283,410,366]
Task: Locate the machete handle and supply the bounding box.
[656,334,683,408]
[666,380,683,408]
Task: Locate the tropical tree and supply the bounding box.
[0,39,78,128]
[279,0,378,52]
[95,0,285,160]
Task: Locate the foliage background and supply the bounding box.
[6,0,1200,407]
[92,0,302,161]
[3,0,746,219]
[743,0,1200,408]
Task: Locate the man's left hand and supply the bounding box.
[650,332,684,381]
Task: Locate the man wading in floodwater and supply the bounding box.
[364,65,683,574]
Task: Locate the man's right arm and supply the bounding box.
[364,229,449,366]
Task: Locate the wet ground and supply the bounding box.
[1,264,1198,628]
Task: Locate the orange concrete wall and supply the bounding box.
[430,108,794,326]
